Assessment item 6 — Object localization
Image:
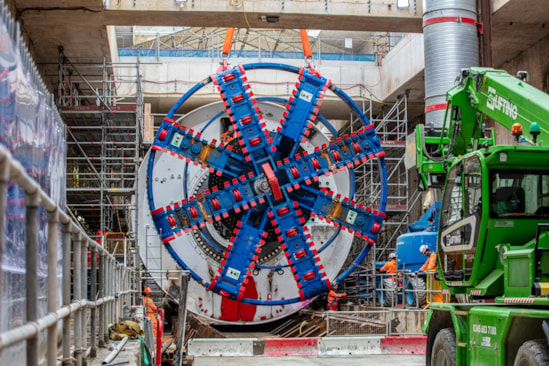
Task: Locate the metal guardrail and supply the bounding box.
[326,309,427,337]
[344,269,446,309]
[119,47,376,62]
[0,145,137,366]
[375,271,447,308]
[118,30,407,64]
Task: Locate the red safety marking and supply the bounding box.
[162,235,175,244]
[423,16,476,27]
[262,162,283,200]
[262,337,320,356]
[380,336,427,355]
[167,216,177,227]
[425,103,449,112]
[503,298,535,304]
[151,207,164,215]
[159,129,168,141]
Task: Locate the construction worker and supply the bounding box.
[419,245,437,272]
[143,287,158,341]
[379,252,397,274]
[419,245,443,304]
[327,286,347,311]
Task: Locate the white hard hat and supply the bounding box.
[389,252,397,259]
[419,245,429,254]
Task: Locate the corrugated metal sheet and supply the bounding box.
[423,0,479,128]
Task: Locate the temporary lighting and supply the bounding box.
[261,15,280,23]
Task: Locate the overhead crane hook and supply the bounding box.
[218,27,236,73]
[300,29,320,77]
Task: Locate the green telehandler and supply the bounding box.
[417,67,549,365]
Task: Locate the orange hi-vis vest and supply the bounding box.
[421,252,437,272]
[380,259,397,274]
[143,296,157,314]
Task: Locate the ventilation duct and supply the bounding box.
[423,0,479,128]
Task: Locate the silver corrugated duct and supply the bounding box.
[423,0,479,128]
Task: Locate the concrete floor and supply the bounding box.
[88,339,142,366]
[85,340,426,366]
[193,354,426,366]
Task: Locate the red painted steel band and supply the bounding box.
[423,16,476,27]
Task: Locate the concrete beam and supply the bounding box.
[490,0,549,66]
[492,0,549,23]
[105,0,423,33]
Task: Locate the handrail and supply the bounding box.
[0,145,137,365]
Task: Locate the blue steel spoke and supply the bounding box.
[212,66,273,173]
[208,210,269,300]
[271,125,386,197]
[152,117,248,179]
[150,171,268,244]
[268,201,331,300]
[270,67,330,161]
[296,184,385,244]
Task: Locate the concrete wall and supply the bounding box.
[118,57,384,97]
[117,33,424,115]
[494,34,549,145]
[498,34,549,92]
[379,33,424,100]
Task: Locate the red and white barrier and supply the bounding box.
[188,335,426,357]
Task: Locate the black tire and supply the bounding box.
[381,278,397,307]
[431,328,456,366]
[406,277,426,308]
[514,339,549,366]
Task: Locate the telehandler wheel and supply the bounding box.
[405,277,426,307]
[514,339,549,366]
[379,278,397,307]
[431,328,456,366]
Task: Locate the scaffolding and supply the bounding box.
[339,92,414,264]
[57,52,144,260]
